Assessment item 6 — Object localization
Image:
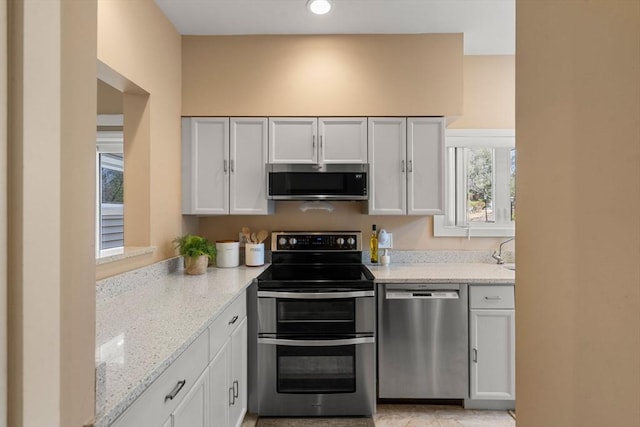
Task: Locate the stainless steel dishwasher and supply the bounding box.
[378,283,469,399]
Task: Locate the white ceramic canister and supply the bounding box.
[216,241,239,268]
[245,243,265,267]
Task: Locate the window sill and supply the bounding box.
[433,215,515,238]
[96,246,156,265]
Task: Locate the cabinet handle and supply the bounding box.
[233,380,239,399]
[312,135,316,149]
[484,296,502,300]
[320,135,323,152]
[401,160,405,172]
[229,386,235,406]
[228,315,239,325]
[230,159,235,173]
[165,379,186,402]
[408,160,413,172]
[473,348,478,363]
[223,159,228,173]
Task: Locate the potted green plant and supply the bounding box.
[173,234,216,275]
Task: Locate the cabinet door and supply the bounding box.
[319,118,367,164]
[229,118,272,215]
[172,367,210,427]
[209,341,230,427]
[407,118,445,215]
[268,118,318,164]
[228,318,248,427]
[182,118,230,214]
[367,118,407,215]
[470,309,516,400]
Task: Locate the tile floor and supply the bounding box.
[243,404,516,427]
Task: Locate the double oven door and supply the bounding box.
[256,289,376,416]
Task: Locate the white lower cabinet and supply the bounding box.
[111,291,248,427]
[209,293,248,427]
[171,367,210,427]
[469,285,516,401]
[209,341,230,427]
[228,318,248,427]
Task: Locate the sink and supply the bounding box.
[502,263,515,271]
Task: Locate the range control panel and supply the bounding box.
[272,232,362,251]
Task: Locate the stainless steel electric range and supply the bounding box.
[252,231,375,417]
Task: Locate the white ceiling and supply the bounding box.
[154,0,515,55]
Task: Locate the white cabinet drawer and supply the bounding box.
[470,286,514,309]
[112,330,209,427]
[209,292,247,359]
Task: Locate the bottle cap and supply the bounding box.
[372,224,377,230]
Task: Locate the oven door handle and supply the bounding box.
[258,337,375,347]
[257,290,374,299]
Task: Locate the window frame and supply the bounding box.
[434,129,515,238]
[96,125,124,257]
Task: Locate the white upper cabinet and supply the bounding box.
[182,117,273,215]
[368,118,407,215]
[368,117,444,216]
[407,118,445,215]
[268,118,318,164]
[269,117,367,165]
[319,118,368,164]
[182,117,230,215]
[229,118,271,215]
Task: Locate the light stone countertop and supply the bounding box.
[94,263,268,427]
[94,260,513,426]
[367,262,515,284]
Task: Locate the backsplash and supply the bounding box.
[96,256,181,299]
[363,250,515,265]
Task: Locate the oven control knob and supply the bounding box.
[278,237,287,246]
[289,237,297,246]
[336,237,345,246]
[347,237,356,246]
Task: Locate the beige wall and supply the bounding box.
[97,0,184,279]
[182,34,463,117]
[97,79,123,114]
[516,1,640,426]
[8,0,97,426]
[187,42,514,251]
[450,55,515,129]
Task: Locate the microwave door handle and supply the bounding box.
[258,337,374,347]
[257,290,375,299]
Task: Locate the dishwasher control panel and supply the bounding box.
[386,290,459,299]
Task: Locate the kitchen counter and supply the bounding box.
[367,262,515,284]
[95,262,268,427]
[94,260,512,426]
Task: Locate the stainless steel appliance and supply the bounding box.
[378,283,469,399]
[254,231,376,417]
[267,164,368,200]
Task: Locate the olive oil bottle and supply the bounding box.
[370,224,378,264]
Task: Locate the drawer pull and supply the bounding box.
[473,348,478,363]
[484,296,502,300]
[228,315,239,325]
[165,379,186,402]
[233,380,239,399]
[229,386,235,406]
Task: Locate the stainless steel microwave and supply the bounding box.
[267,163,368,201]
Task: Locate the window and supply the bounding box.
[434,129,515,237]
[96,128,124,256]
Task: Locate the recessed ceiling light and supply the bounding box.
[307,0,332,15]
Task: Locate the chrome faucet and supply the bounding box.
[492,237,515,264]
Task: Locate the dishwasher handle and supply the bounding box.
[385,290,460,300]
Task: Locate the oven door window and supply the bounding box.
[277,299,355,334]
[277,345,356,394]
